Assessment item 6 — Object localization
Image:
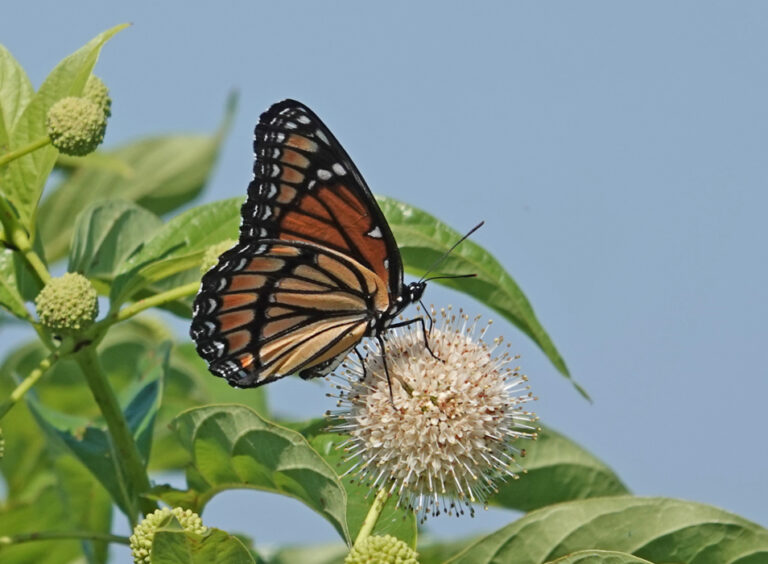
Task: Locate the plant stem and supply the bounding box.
[0,136,51,168]
[0,531,130,546]
[113,281,199,323]
[75,347,158,523]
[353,488,390,549]
[0,351,58,420]
[0,192,50,287]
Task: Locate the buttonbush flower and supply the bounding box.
[35,272,98,332]
[83,74,112,117]
[46,96,107,156]
[329,307,537,520]
[130,507,207,564]
[345,534,419,564]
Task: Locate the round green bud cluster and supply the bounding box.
[35,273,98,332]
[46,96,107,156]
[201,239,237,274]
[345,535,419,564]
[130,507,207,564]
[83,75,112,118]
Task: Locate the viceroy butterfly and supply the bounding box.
[191,99,470,389]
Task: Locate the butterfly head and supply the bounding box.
[406,281,426,305]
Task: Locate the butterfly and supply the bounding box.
[190,99,433,388]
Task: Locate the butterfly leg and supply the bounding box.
[388,316,443,363]
[419,299,434,335]
[353,346,367,381]
[376,335,415,408]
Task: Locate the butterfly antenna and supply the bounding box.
[418,221,484,283]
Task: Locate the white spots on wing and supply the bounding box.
[315,129,329,144]
[279,108,292,115]
[254,243,268,254]
[297,114,311,124]
[267,183,278,198]
[217,278,228,291]
[317,169,332,181]
[332,163,347,176]
[383,258,390,269]
[308,179,316,190]
[260,206,272,220]
[271,164,281,177]
[204,321,216,335]
[233,257,248,271]
[275,132,285,143]
[367,226,383,239]
[207,298,217,313]
[284,121,297,130]
[272,148,281,158]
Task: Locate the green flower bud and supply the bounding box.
[83,75,112,118]
[130,507,207,564]
[35,273,98,332]
[345,535,419,564]
[46,97,107,156]
[201,239,236,274]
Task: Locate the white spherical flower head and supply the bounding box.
[328,307,538,520]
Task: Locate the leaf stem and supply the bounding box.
[0,136,51,168]
[0,350,58,420]
[113,281,199,323]
[0,530,130,546]
[353,488,390,549]
[75,347,158,523]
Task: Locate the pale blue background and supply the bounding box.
[2,2,767,561]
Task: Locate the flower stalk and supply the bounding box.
[353,488,390,549]
[0,350,58,420]
[112,281,200,323]
[0,136,51,168]
[75,347,157,523]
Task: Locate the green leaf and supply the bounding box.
[0,44,34,149]
[264,543,347,564]
[39,94,235,262]
[417,538,480,564]
[0,248,31,319]
[0,342,55,496]
[68,199,162,279]
[53,456,113,564]
[26,344,167,518]
[491,426,628,512]
[304,431,417,547]
[377,196,582,397]
[449,497,768,564]
[545,550,654,564]
[55,149,134,175]
[2,24,128,232]
[110,198,241,306]
[0,479,84,564]
[150,528,256,564]
[168,404,350,544]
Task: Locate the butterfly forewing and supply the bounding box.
[190,239,389,388]
[240,100,404,298]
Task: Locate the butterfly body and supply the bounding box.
[191,100,426,388]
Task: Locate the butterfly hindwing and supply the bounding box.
[190,239,389,388]
[240,99,404,299]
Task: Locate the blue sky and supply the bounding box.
[2,1,767,558]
